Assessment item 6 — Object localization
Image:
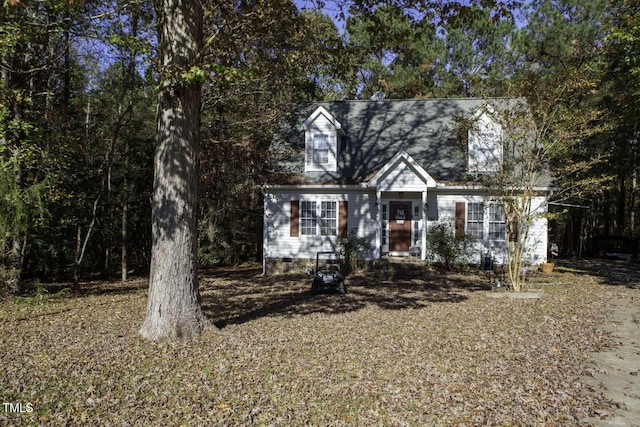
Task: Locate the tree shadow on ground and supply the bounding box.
[20,277,148,299]
[201,264,490,328]
[556,258,640,289]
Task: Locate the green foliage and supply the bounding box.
[512,0,629,240]
[425,219,476,269]
[606,0,640,84]
[337,230,370,275]
[297,9,348,100]
[442,5,517,97]
[345,5,445,98]
[0,0,636,279]
[0,0,158,284]
[197,0,332,266]
[0,157,47,296]
[598,0,640,236]
[0,158,46,234]
[0,266,19,299]
[13,281,71,305]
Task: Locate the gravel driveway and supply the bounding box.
[577,259,640,426]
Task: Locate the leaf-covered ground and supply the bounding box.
[1,260,636,426]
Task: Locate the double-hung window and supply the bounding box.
[320,201,337,236]
[466,202,484,239]
[300,201,317,235]
[313,134,329,165]
[300,200,337,236]
[488,203,506,240]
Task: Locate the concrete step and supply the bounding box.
[379,256,425,265]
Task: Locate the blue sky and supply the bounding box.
[294,0,348,32]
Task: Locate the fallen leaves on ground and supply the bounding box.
[1,261,634,426]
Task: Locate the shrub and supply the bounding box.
[337,230,370,275]
[0,265,19,299]
[425,219,475,269]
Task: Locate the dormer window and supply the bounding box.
[313,134,330,165]
[468,108,503,173]
[302,106,343,173]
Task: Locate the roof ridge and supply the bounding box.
[313,97,516,103]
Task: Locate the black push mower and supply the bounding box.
[310,251,346,295]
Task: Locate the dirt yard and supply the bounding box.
[1,260,638,426]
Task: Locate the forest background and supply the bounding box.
[1,0,638,293]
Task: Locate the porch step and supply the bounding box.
[380,256,425,265]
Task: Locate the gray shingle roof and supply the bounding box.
[270,98,518,185]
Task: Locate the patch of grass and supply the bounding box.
[13,285,71,305]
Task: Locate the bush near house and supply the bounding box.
[337,230,370,275]
[425,219,476,269]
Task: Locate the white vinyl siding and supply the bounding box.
[264,190,549,270]
[469,133,502,173]
[377,160,428,192]
[264,190,377,262]
[434,195,549,265]
[304,110,339,173]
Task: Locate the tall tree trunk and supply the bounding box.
[140,0,211,340]
[121,8,140,284]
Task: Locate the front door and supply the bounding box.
[389,201,412,252]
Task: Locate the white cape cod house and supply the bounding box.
[263,98,551,273]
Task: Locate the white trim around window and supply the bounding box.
[300,200,338,236]
[464,201,506,241]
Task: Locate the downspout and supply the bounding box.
[260,186,267,276]
[422,187,427,261]
[376,190,382,259]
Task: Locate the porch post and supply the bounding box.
[375,189,382,259]
[421,187,427,260]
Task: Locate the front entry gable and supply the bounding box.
[366,150,437,191]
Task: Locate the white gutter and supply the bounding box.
[435,183,555,192]
[263,184,370,191]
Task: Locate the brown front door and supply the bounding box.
[389,201,412,252]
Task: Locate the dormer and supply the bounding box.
[302,106,343,173]
[468,106,503,173]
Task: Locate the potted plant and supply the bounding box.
[540,242,558,273]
